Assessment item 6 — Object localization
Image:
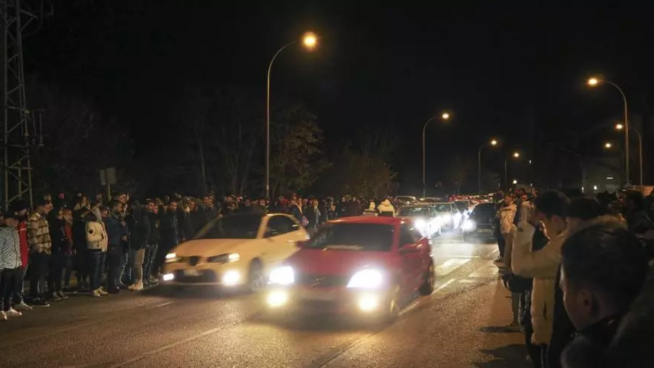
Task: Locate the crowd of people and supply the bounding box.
[497,188,654,368]
[0,191,398,319]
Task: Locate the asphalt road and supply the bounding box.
[0,232,530,368]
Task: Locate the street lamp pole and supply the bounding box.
[618,124,642,187]
[266,42,295,200]
[478,139,497,194]
[504,159,508,192]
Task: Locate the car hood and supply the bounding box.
[171,238,253,258]
[286,249,393,276]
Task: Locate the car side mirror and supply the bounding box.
[399,243,419,254]
[296,240,307,249]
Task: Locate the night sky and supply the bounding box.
[25,1,653,192]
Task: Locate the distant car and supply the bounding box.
[161,213,308,291]
[454,200,473,217]
[418,197,448,203]
[396,205,441,237]
[395,196,418,205]
[264,216,435,321]
[462,203,497,241]
[430,202,463,231]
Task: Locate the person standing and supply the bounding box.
[27,200,53,306]
[47,209,69,301]
[7,199,32,311]
[103,203,126,293]
[85,207,108,297]
[126,200,150,291]
[377,198,395,217]
[143,199,161,286]
[0,213,24,320]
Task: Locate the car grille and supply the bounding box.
[295,274,349,288]
[188,256,201,266]
[173,270,218,283]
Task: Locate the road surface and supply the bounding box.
[0,233,529,368]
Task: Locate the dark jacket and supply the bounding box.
[184,209,207,239]
[127,209,151,250]
[49,218,67,254]
[561,315,622,368]
[146,212,161,244]
[160,211,183,246]
[104,212,126,246]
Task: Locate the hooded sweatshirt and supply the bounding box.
[377,200,395,217]
[85,208,108,252]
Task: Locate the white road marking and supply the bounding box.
[434,279,455,292]
[434,258,470,276]
[467,263,499,278]
[459,279,476,283]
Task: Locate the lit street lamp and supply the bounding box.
[604,142,612,149]
[616,123,643,187]
[504,152,520,191]
[478,139,498,194]
[422,112,451,197]
[587,76,630,186]
[265,32,318,199]
[512,179,518,185]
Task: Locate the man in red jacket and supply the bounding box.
[8,199,34,310]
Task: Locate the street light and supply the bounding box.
[504,152,520,191]
[587,76,630,186]
[478,138,498,194]
[265,32,318,199]
[616,123,643,187]
[512,179,518,185]
[605,142,612,149]
[422,112,451,197]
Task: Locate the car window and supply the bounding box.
[265,215,299,237]
[306,223,394,251]
[399,224,420,245]
[196,215,261,240]
[433,204,452,213]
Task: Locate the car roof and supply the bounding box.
[399,204,433,208]
[328,216,406,225]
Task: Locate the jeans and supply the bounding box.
[510,292,520,323]
[127,248,145,285]
[9,266,26,304]
[47,252,66,293]
[63,254,73,288]
[0,267,20,311]
[87,250,106,291]
[75,248,89,288]
[106,245,123,290]
[29,252,50,298]
[143,243,159,279]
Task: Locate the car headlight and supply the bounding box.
[165,253,181,263]
[462,219,476,231]
[207,253,240,263]
[347,269,384,289]
[269,266,294,285]
[440,213,452,222]
[414,218,426,229]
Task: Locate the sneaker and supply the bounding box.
[31,299,50,307]
[129,282,143,291]
[148,276,158,283]
[14,302,33,311]
[5,308,22,317]
[97,288,108,296]
[0,311,6,321]
[50,292,62,301]
[91,289,102,298]
[108,287,120,294]
[63,287,77,295]
[57,291,69,300]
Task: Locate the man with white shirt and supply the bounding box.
[0,213,24,320]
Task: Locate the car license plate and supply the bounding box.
[477,229,492,233]
[184,269,200,276]
[301,290,336,301]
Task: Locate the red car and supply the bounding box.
[265,216,435,321]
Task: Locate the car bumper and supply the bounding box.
[160,265,246,287]
[265,286,392,315]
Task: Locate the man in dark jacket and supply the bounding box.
[143,199,161,286]
[47,209,69,301]
[104,201,127,293]
[184,198,207,238]
[126,200,150,291]
[157,199,184,273]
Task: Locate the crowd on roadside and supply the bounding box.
[0,191,401,320]
[496,187,654,368]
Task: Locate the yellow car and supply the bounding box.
[162,213,308,291]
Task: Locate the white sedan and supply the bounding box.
[162,213,309,291]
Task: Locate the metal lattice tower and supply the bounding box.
[0,0,44,209]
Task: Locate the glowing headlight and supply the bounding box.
[162,273,174,281]
[358,294,380,312]
[414,218,426,228]
[439,213,452,222]
[269,266,295,285]
[462,219,476,231]
[222,270,241,286]
[267,290,289,308]
[347,269,383,289]
[208,253,240,263]
[165,253,181,263]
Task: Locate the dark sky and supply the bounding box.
[25,0,653,191]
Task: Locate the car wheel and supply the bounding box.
[419,263,435,296]
[247,260,266,293]
[384,286,401,323]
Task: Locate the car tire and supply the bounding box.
[247,260,266,293]
[419,263,435,296]
[384,288,401,323]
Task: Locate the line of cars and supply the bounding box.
[160,212,435,322]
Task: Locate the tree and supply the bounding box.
[448,154,474,194]
[269,103,327,196]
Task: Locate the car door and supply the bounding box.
[262,215,300,266]
[398,223,424,293]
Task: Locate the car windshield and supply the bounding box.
[195,215,261,240]
[398,207,432,217]
[471,204,497,220]
[433,204,452,213]
[306,223,394,252]
[454,202,468,211]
